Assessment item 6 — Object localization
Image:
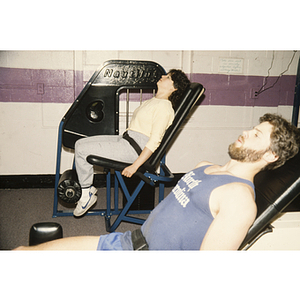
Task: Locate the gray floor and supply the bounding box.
[0,186,171,250]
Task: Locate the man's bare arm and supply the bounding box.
[200,184,257,250]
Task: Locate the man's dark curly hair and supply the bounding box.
[260,113,300,170]
[168,69,191,107]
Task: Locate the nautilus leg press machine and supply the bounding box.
[52,59,205,232]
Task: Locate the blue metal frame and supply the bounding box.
[53,122,170,228]
[103,155,171,232]
[53,120,64,217]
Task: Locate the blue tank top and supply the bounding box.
[140,165,255,250]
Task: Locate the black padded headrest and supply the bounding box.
[254,133,300,217]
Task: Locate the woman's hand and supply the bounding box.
[122,164,138,178]
[121,147,153,178]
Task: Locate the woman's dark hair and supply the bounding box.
[168,69,191,107]
[260,113,300,170]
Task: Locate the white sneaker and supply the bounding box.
[73,186,98,217]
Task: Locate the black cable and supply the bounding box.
[257,50,297,95]
[257,51,275,94]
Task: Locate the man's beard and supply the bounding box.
[228,140,269,163]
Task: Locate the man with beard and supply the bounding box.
[15,113,299,251]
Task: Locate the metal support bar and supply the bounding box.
[106,171,147,232]
[158,156,166,202]
[114,173,119,211]
[241,225,274,251]
[53,120,64,217]
[106,171,111,217]
[292,57,300,126]
[126,89,129,128]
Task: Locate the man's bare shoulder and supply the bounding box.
[202,182,257,250]
[218,182,257,219]
[194,161,213,169]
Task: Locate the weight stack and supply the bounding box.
[57,169,82,203]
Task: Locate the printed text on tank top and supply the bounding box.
[172,164,255,219]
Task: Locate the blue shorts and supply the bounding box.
[97,232,124,250]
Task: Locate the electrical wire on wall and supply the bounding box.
[257,50,298,96]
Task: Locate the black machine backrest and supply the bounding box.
[239,134,300,249]
[144,82,205,172]
[255,149,300,217]
[62,60,166,149]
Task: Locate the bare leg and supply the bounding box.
[14,236,100,251]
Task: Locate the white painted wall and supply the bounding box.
[1,50,298,75]
[0,50,299,175]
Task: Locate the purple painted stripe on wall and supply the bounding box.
[0,67,83,103]
[0,67,297,106]
[191,74,296,107]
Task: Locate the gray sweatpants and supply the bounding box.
[74,130,149,188]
